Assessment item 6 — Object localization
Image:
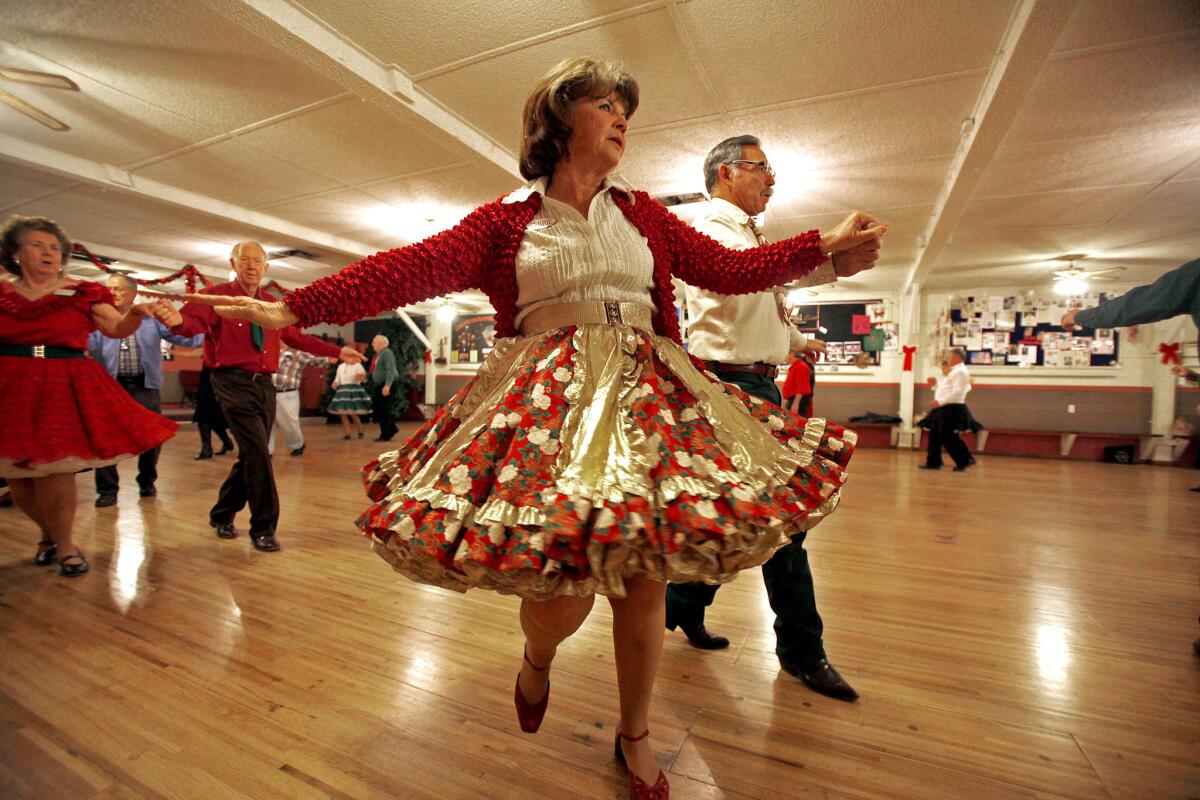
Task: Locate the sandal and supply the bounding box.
[58,550,89,577]
[34,540,57,566]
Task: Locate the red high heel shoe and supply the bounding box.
[514,648,550,733]
[614,729,669,799]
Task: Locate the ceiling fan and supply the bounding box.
[0,67,78,132]
[1050,254,1124,295]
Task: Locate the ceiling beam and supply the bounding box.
[899,0,1079,296]
[0,133,377,257]
[208,0,521,178]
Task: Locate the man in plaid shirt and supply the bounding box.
[270,346,332,456]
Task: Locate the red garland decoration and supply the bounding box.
[902,345,917,371]
[72,242,217,294]
[1158,341,1181,365]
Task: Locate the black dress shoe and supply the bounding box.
[139,485,156,498]
[212,521,237,539]
[290,445,305,456]
[783,659,859,701]
[953,462,973,472]
[95,494,117,508]
[195,447,213,460]
[680,623,730,650]
[216,442,234,455]
[918,464,941,470]
[251,532,280,552]
[665,609,730,650]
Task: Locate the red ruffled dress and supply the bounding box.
[285,183,857,600]
[0,280,178,478]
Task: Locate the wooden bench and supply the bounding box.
[916,428,1145,461]
[838,422,896,448]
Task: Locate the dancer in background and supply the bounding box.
[172,241,361,553]
[270,345,332,456]
[187,59,882,798]
[329,357,370,439]
[88,273,203,507]
[0,215,179,576]
[194,365,235,459]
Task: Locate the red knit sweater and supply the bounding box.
[285,189,827,345]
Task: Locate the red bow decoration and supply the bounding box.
[902,345,917,371]
[1159,342,1181,365]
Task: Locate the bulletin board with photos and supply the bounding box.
[791,300,897,366]
[947,292,1119,368]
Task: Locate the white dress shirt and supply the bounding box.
[935,362,972,405]
[503,176,657,330]
[684,198,837,365]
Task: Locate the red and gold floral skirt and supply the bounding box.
[357,324,856,600]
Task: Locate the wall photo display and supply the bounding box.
[947,292,1119,368]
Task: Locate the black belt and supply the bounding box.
[212,367,272,382]
[117,373,145,383]
[0,344,85,359]
[706,360,779,380]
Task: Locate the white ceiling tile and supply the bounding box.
[927,221,1200,290]
[0,161,78,210]
[1004,36,1200,145]
[296,0,649,76]
[619,74,978,205]
[415,8,713,153]
[133,139,340,208]
[678,0,1015,111]
[1112,178,1200,224]
[7,0,345,133]
[976,123,1200,196]
[1053,0,1200,52]
[232,98,465,186]
[957,184,1157,231]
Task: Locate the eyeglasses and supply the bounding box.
[726,160,775,178]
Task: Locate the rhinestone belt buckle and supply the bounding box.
[32,345,46,359]
[603,301,623,325]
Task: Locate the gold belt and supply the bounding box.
[519,300,655,336]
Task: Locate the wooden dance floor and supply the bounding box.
[1,423,1197,799]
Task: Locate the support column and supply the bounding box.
[895,283,922,449]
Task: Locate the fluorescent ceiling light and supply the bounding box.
[0,68,79,91]
[0,89,68,131]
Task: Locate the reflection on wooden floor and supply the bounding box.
[1,422,1198,799]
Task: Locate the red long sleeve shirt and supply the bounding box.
[174,281,341,372]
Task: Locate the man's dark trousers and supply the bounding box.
[664,369,827,668]
[925,403,972,468]
[95,378,162,496]
[373,385,397,440]
[210,369,279,535]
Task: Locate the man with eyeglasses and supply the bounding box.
[666,134,880,701]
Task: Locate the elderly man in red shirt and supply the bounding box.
[174,242,362,552]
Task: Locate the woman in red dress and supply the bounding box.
[0,216,181,576]
[188,58,884,799]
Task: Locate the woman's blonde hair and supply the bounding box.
[519,57,639,181]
